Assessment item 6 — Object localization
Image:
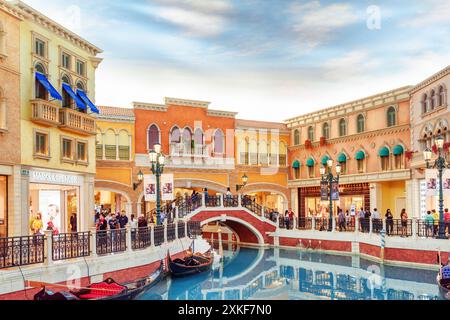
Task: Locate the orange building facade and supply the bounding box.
[286,87,412,219]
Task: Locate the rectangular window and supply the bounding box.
[62,138,73,159]
[340,162,347,174]
[357,160,364,173]
[35,132,49,157]
[308,166,314,178]
[294,168,300,179]
[77,141,87,162]
[76,60,85,76]
[35,39,45,57]
[62,53,71,69]
[394,155,402,169]
[381,157,390,171]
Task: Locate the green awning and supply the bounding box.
[393,145,404,156]
[292,160,300,168]
[355,151,365,160]
[338,153,347,163]
[306,158,315,167]
[321,155,330,165]
[379,147,390,157]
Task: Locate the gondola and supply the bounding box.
[33,260,166,301]
[167,250,214,278]
[437,265,450,300]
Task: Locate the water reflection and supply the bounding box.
[137,245,441,301]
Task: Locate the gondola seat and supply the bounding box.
[442,266,450,279]
[78,281,127,299]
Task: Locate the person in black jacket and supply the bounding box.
[118,210,128,229]
[70,213,77,233]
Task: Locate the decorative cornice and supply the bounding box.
[411,65,450,94]
[165,97,210,108]
[96,115,135,123]
[288,124,410,152]
[285,86,412,127]
[207,109,238,119]
[0,0,23,20]
[132,102,168,112]
[11,0,103,56]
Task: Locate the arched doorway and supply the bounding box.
[94,187,132,215]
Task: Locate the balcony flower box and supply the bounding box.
[304,140,312,149]
[320,136,326,146]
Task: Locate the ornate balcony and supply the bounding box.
[31,99,60,127]
[59,108,96,136]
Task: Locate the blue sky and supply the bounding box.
[19,0,450,121]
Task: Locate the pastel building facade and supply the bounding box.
[409,66,450,218]
[287,87,412,219]
[12,1,102,235]
[0,1,21,237]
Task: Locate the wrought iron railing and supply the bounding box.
[335,217,355,232]
[417,220,448,238]
[223,195,239,208]
[131,227,151,250]
[241,196,262,216]
[298,217,313,230]
[187,221,202,238]
[177,221,186,238]
[52,232,90,261]
[205,195,221,207]
[385,219,412,237]
[154,225,164,246]
[0,235,45,269]
[96,229,126,255]
[167,223,176,242]
[279,217,294,229]
[178,196,202,218]
[358,218,371,233]
[371,219,383,234]
[315,218,331,231]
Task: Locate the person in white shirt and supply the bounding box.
[372,208,381,232]
[129,214,138,229]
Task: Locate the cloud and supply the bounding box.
[400,0,450,28]
[146,0,232,37]
[290,1,361,47]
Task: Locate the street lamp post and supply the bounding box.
[320,159,341,232]
[149,143,165,226]
[236,173,249,192]
[133,170,144,190]
[423,135,449,239]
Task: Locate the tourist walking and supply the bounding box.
[425,211,434,237]
[363,209,371,233]
[432,209,439,236]
[372,208,380,233]
[445,208,450,236]
[338,209,346,231]
[400,209,408,237]
[118,210,128,229]
[385,209,394,235]
[288,208,295,229]
[284,210,290,229]
[358,208,365,232]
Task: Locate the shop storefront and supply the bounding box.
[94,190,129,213]
[298,183,371,218]
[26,169,85,234]
[0,176,7,238]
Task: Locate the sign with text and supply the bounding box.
[331,181,340,201]
[320,181,328,201]
[144,174,156,202]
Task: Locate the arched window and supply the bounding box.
[393,145,404,170]
[35,63,48,100]
[308,126,314,142]
[439,86,445,106]
[169,126,181,156]
[279,141,287,166]
[118,130,130,160]
[104,129,117,160]
[294,129,300,145]
[249,139,258,165]
[194,128,203,156]
[147,124,160,151]
[430,90,436,111]
[306,158,315,178]
[422,94,428,114]
[357,114,365,133]
[76,81,85,91]
[95,129,103,159]
[259,140,268,165]
[61,75,72,108]
[270,141,278,165]
[339,119,347,137]
[213,129,224,155]
[379,147,390,171]
[355,150,365,173]
[292,160,300,179]
[182,127,192,155]
[238,138,249,165]
[322,123,330,139]
[387,107,397,127]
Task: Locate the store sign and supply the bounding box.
[144,174,156,202]
[320,181,328,201]
[29,170,82,186]
[425,169,438,197]
[161,174,174,201]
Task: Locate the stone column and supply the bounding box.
[115,133,119,160]
[369,218,373,234]
[164,221,168,244]
[150,225,155,247]
[89,227,98,258]
[44,230,53,266]
[126,226,132,253]
[369,183,382,212]
[19,168,30,237]
[412,217,418,239]
[355,216,359,235]
[312,216,316,231]
[407,178,421,218]
[81,174,95,232]
[175,218,179,239]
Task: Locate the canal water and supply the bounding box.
[137,244,442,300]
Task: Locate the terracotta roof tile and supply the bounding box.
[97,106,135,119]
[236,119,288,130]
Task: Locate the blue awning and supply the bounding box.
[35,72,62,100]
[77,90,99,114]
[62,83,86,110]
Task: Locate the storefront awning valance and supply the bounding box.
[355,151,365,160]
[292,160,300,168]
[379,147,390,157]
[306,158,315,167]
[35,72,62,100]
[62,83,86,110]
[76,90,100,114]
[338,153,347,163]
[393,145,404,155]
[321,155,330,165]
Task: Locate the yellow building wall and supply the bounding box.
[173,172,228,187]
[19,17,98,174]
[380,181,406,218]
[96,167,132,186]
[96,120,135,158]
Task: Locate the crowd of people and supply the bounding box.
[94,209,148,232]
